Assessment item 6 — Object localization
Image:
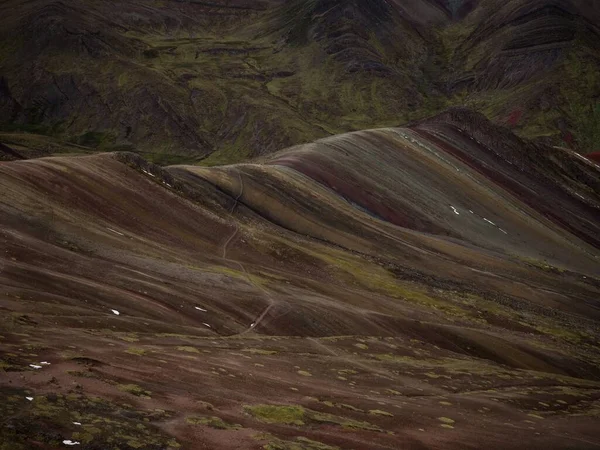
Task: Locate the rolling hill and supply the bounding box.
[1,111,599,449]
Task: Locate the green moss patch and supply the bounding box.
[244,404,381,432]
[263,435,340,450]
[242,348,278,355]
[186,416,242,430]
[0,387,178,449]
[368,409,393,417]
[125,347,147,356]
[244,405,306,425]
[117,384,152,398]
[176,346,200,353]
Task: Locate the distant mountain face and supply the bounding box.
[0,0,598,163]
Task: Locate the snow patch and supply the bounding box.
[107,227,124,236]
[499,228,508,235]
[25,397,33,401]
[111,309,120,315]
[73,422,82,426]
[195,306,207,312]
[63,440,80,446]
[29,364,42,369]
[450,206,460,215]
[483,218,496,226]
[202,323,212,328]
[40,361,51,365]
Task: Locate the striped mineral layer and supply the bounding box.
[1,110,599,449]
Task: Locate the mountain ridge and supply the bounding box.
[1,0,599,164]
[1,112,600,448]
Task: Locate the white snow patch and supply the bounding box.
[40,361,51,365]
[450,206,460,215]
[111,309,120,315]
[63,440,80,446]
[250,323,255,328]
[483,218,496,226]
[25,397,33,401]
[576,193,585,199]
[195,306,207,312]
[107,227,124,236]
[202,323,212,328]
[73,422,82,426]
[469,210,474,214]
[29,364,42,369]
[499,228,508,235]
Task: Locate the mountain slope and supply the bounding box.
[1,0,599,163]
[1,113,599,449]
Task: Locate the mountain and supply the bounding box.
[1,112,599,449]
[1,0,599,164]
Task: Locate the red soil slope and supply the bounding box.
[1,113,599,449]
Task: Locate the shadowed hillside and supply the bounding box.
[1,113,599,449]
[1,0,599,163]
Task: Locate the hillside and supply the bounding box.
[0,0,599,164]
[1,112,599,449]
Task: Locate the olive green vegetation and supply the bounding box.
[243,404,381,431]
[261,435,341,450]
[0,388,179,449]
[186,415,242,430]
[561,46,600,151]
[125,347,147,356]
[176,346,200,353]
[242,348,278,355]
[2,1,598,165]
[244,404,306,425]
[117,383,152,398]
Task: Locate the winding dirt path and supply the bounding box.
[221,171,245,259]
[219,169,276,334]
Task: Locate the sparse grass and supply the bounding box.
[517,256,565,274]
[0,388,177,449]
[368,409,393,417]
[438,417,455,424]
[338,403,363,412]
[262,435,340,450]
[242,348,278,355]
[244,404,381,431]
[244,405,306,425]
[117,384,151,398]
[117,333,140,343]
[186,416,242,430]
[125,347,146,356]
[176,346,200,353]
